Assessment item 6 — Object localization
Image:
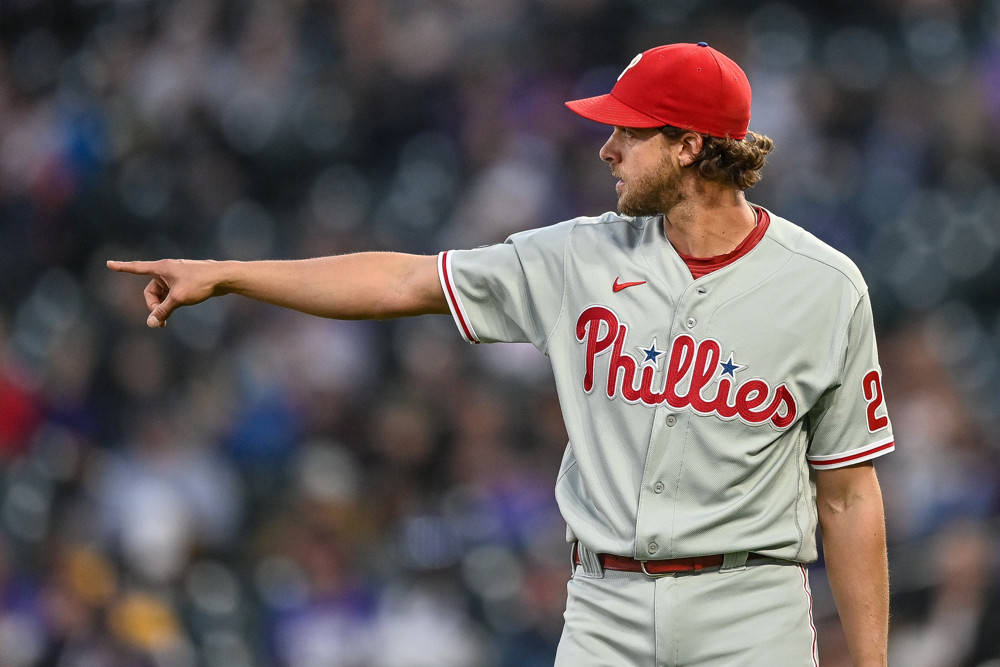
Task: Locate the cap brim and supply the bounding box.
[564,93,664,128]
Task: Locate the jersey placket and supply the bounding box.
[633,279,709,559]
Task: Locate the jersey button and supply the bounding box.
[685,317,697,329]
[696,286,708,294]
[653,481,665,494]
[665,415,677,427]
[647,542,659,554]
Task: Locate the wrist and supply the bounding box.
[212,259,241,296]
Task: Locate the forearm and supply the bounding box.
[109,252,448,326]
[219,252,447,319]
[818,475,889,666]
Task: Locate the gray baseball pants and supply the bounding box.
[554,550,819,666]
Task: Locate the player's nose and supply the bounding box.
[599,131,620,165]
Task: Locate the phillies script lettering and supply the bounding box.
[576,306,797,429]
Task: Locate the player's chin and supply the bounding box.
[618,195,646,217]
[616,190,633,215]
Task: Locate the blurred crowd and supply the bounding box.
[1,0,1000,665]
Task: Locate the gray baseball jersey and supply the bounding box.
[437,207,893,563]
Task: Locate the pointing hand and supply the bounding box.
[106,259,223,328]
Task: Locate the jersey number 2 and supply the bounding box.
[863,370,888,432]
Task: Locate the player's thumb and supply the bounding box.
[146,296,178,329]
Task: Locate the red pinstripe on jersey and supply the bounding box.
[438,251,480,344]
[807,436,895,470]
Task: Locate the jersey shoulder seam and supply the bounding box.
[539,214,638,351]
[540,218,582,352]
[573,212,644,227]
[833,291,868,381]
[806,293,868,441]
[765,223,866,298]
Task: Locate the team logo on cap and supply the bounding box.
[576,306,797,429]
[617,53,642,81]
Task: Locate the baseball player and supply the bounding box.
[109,43,892,666]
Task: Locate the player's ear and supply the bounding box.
[676,132,704,167]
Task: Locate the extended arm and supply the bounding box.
[107,253,448,327]
[815,461,889,666]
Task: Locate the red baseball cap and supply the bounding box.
[565,42,752,140]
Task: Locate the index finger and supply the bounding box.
[106,260,161,275]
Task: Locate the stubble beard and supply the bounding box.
[617,156,685,217]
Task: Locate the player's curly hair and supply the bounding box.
[660,125,774,191]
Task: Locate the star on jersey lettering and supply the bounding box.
[719,353,746,378]
[638,338,664,368]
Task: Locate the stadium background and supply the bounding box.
[1,0,999,665]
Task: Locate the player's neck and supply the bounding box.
[661,187,756,259]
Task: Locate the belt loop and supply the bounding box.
[720,551,749,572]
[576,542,605,579]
